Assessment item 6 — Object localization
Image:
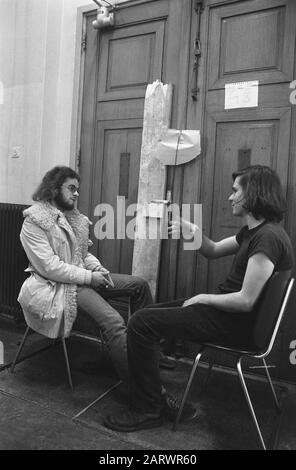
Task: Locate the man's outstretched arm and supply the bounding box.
[170,218,239,259]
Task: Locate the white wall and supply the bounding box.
[0,0,127,204]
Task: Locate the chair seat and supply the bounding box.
[203,341,264,357]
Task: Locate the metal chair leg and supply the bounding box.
[237,356,266,450]
[61,338,73,390]
[203,351,218,391]
[10,325,31,373]
[262,358,280,410]
[173,348,204,431]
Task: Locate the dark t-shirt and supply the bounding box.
[217,222,294,295]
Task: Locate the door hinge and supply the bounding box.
[76,148,81,168]
[81,31,87,52]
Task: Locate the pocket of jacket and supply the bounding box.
[18,273,63,321]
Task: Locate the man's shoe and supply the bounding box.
[104,410,163,432]
[162,393,198,423]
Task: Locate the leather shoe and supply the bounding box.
[162,393,198,422]
[104,410,163,432]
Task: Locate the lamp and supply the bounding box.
[92,0,116,29]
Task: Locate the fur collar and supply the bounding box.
[23,202,91,233]
[24,201,92,262]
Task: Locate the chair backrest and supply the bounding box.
[253,270,294,352]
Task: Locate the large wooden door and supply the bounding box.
[201,0,295,294]
[198,0,296,379]
[79,0,192,274]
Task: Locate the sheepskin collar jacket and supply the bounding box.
[18,202,99,338]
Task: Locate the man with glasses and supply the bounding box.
[18,166,153,385]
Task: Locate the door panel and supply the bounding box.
[80,0,192,275]
[80,2,169,274]
[202,0,295,293]
[91,121,142,274]
[206,109,291,292]
[200,0,295,380]
[208,0,295,89]
[98,21,165,101]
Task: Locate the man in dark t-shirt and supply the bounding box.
[104,165,294,432]
[218,222,293,295]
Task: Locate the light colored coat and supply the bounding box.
[18,202,102,338]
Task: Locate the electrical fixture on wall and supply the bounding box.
[92,0,116,29]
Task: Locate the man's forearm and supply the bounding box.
[192,292,253,313]
[199,234,216,259]
[186,225,216,258]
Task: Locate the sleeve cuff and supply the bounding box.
[84,270,92,285]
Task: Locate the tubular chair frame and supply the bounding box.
[10,325,74,389]
[173,275,294,450]
[10,288,135,394]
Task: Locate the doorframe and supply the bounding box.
[69,4,96,173]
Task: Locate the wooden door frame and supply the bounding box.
[69,4,95,174]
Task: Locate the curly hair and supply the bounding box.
[232,165,286,222]
[32,166,80,202]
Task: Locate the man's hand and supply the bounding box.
[168,217,199,239]
[91,271,113,288]
[93,266,115,288]
[183,294,209,307]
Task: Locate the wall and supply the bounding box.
[0,0,126,204]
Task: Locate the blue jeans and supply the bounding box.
[76,273,153,383]
[127,298,255,414]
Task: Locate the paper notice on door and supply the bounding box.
[225,81,259,110]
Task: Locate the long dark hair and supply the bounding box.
[32,166,80,202]
[232,165,286,222]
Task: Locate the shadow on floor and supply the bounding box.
[0,320,295,450]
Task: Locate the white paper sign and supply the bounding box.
[225,81,259,110]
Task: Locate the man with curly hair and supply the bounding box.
[18,166,153,384]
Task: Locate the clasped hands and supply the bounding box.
[91,267,114,289]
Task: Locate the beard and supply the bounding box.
[53,191,75,211]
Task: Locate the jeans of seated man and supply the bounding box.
[127,298,254,415]
[76,273,153,384]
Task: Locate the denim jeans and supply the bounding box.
[76,273,153,383]
[127,298,255,414]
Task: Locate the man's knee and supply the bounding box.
[128,308,150,336]
[132,276,149,292]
